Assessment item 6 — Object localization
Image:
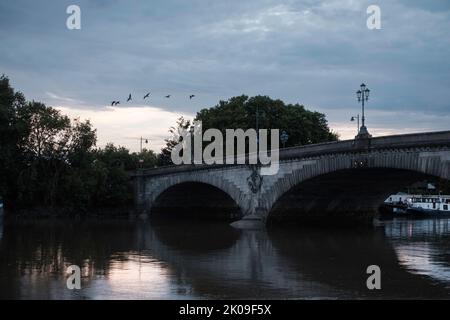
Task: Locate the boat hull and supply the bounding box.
[406,207,450,217]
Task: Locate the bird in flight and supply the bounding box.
[111,101,120,106]
[189,95,195,99]
[143,93,151,100]
[127,94,132,102]
[115,101,120,106]
[165,95,171,98]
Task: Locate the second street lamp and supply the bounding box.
[350,115,360,135]
[140,137,150,154]
[280,131,289,148]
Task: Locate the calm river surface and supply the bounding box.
[0,217,449,299]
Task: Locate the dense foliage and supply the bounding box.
[196,95,338,146]
[0,75,157,213]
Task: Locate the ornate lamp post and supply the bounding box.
[356,83,371,138]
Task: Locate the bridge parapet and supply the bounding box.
[135,131,450,178]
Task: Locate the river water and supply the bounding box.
[0,217,449,299]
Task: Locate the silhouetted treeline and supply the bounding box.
[0,75,157,214]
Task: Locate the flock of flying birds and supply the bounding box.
[110,92,196,106]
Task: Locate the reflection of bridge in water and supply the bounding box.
[133,221,450,299]
[134,131,450,224]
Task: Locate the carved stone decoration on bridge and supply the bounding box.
[352,158,369,168]
[247,165,263,194]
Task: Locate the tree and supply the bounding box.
[15,102,98,207]
[133,148,158,169]
[0,75,27,208]
[0,75,137,213]
[68,118,97,168]
[158,116,191,166]
[195,95,338,147]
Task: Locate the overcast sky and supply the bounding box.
[1,0,449,151]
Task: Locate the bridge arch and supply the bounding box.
[263,149,450,223]
[151,181,243,220]
[139,169,252,221]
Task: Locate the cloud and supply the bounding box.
[1,0,449,150]
[46,92,83,104]
[57,105,194,152]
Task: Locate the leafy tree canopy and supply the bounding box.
[195,95,338,147]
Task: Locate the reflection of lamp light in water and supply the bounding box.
[395,243,450,284]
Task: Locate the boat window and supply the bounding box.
[444,205,449,211]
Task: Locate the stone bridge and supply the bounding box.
[133,131,450,225]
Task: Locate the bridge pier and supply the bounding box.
[229,213,265,229]
[133,173,149,216]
